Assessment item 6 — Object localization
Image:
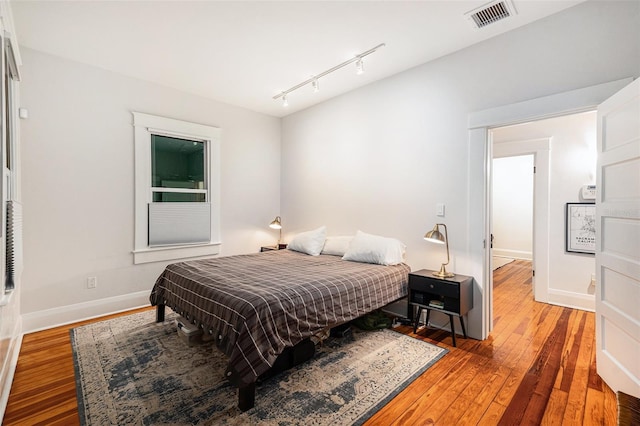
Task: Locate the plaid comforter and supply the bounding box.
[150,249,410,387]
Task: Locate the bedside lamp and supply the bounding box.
[269,216,282,247]
[424,223,454,278]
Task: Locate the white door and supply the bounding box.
[596,78,640,397]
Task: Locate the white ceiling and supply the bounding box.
[10,1,585,118]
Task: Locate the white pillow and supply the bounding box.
[287,226,327,256]
[321,236,353,256]
[342,230,406,266]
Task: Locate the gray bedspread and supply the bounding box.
[150,249,410,387]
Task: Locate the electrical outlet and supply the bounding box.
[87,276,97,289]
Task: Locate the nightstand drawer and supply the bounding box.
[408,274,460,298]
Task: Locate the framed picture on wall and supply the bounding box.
[565,202,596,255]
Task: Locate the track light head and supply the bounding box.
[356,58,364,75]
[312,78,319,93]
[282,93,289,107]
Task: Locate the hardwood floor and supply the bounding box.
[366,260,617,425]
[3,260,617,425]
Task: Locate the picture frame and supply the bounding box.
[565,202,596,255]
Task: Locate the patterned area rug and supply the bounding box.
[493,256,515,270]
[71,310,448,425]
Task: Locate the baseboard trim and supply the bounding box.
[493,248,532,260]
[21,291,151,334]
[547,289,595,312]
[0,318,23,422]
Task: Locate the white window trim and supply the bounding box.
[132,112,221,264]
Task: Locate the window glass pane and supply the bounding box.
[152,192,206,202]
[5,54,11,170]
[151,135,205,189]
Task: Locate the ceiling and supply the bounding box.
[10,1,585,118]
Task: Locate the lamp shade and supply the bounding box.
[269,216,282,230]
[424,225,445,244]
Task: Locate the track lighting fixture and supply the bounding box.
[273,43,385,106]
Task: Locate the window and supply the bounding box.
[1,33,20,304]
[133,112,221,264]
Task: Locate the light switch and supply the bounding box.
[437,203,445,217]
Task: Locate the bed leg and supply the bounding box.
[156,304,165,322]
[238,383,256,412]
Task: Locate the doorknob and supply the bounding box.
[490,234,494,249]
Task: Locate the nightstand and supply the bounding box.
[260,244,287,252]
[408,269,473,347]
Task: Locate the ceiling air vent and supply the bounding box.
[466,0,517,29]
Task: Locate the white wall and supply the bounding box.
[281,1,640,339]
[492,111,598,309]
[19,48,281,330]
[492,155,534,260]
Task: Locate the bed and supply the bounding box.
[150,248,410,410]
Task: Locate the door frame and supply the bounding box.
[467,78,632,339]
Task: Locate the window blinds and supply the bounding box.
[148,202,211,246]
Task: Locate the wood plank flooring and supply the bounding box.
[3,260,617,425]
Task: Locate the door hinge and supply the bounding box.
[533,166,536,173]
[533,270,535,277]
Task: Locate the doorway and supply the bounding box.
[491,153,534,272]
[487,135,551,305]
[466,78,631,340]
[466,78,630,340]
[487,111,599,314]
[491,152,535,296]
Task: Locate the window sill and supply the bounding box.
[133,242,221,265]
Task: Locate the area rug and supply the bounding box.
[493,256,515,270]
[71,310,448,425]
